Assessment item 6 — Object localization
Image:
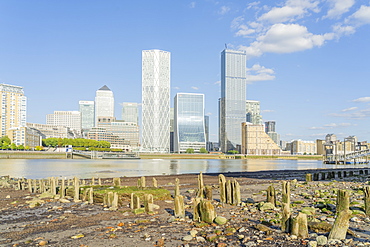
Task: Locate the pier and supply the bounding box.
[324,149,370,164]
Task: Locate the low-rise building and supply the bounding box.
[87,127,130,151]
[289,140,316,155]
[7,126,42,148]
[241,123,281,155]
[27,123,75,139]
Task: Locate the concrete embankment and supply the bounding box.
[0,151,68,159]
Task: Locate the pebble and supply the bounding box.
[316,235,327,246]
[196,236,205,242]
[308,241,317,247]
[182,235,193,241]
[326,218,335,222]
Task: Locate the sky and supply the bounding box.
[1,0,370,143]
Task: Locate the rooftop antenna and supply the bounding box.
[225,43,227,49]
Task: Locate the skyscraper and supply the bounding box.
[174,93,206,153]
[46,111,81,133]
[246,100,262,125]
[219,49,247,153]
[0,83,27,136]
[79,101,95,131]
[121,102,139,124]
[95,85,114,126]
[141,49,170,152]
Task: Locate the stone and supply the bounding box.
[196,236,206,242]
[246,198,255,203]
[316,235,327,246]
[182,235,193,241]
[301,207,316,215]
[214,216,227,225]
[206,234,218,242]
[258,202,275,211]
[189,230,198,237]
[308,241,317,247]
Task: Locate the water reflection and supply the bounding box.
[0,159,368,179]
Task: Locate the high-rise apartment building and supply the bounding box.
[246,100,262,125]
[265,121,276,133]
[219,49,247,153]
[141,49,170,152]
[121,102,139,124]
[95,85,114,126]
[174,93,206,153]
[46,111,81,133]
[79,101,95,131]
[0,83,27,136]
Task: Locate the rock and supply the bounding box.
[189,230,198,237]
[308,241,317,247]
[214,216,228,225]
[182,235,193,241]
[196,236,205,242]
[316,235,327,246]
[326,218,335,222]
[327,239,341,245]
[258,202,275,211]
[290,235,298,240]
[38,240,48,246]
[301,207,315,215]
[206,234,218,242]
[59,198,70,203]
[167,216,175,223]
[6,195,10,198]
[326,204,336,211]
[255,224,273,234]
[245,242,257,247]
[246,198,255,203]
[38,193,55,199]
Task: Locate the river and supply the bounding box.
[1,158,369,179]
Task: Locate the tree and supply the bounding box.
[185,148,194,153]
[35,146,43,151]
[199,148,208,153]
[227,150,238,154]
[0,136,11,144]
[10,143,17,150]
[17,145,25,150]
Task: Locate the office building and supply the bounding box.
[219,49,247,153]
[174,93,206,153]
[27,123,75,139]
[95,85,114,126]
[79,101,95,131]
[7,126,42,148]
[246,100,262,125]
[46,111,81,133]
[241,123,281,155]
[288,140,316,155]
[141,49,170,152]
[97,117,140,149]
[87,127,130,150]
[0,83,27,136]
[265,121,276,133]
[121,102,139,124]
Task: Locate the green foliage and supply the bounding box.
[199,148,208,153]
[35,146,43,151]
[42,138,110,148]
[227,150,239,154]
[0,136,11,144]
[90,185,171,200]
[17,145,25,150]
[185,148,194,153]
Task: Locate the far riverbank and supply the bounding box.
[0,150,324,160]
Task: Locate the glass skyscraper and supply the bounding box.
[79,101,95,131]
[219,49,247,153]
[121,102,138,124]
[141,49,170,152]
[174,93,206,153]
[95,85,114,126]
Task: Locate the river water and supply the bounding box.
[1,159,369,179]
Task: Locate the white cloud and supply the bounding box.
[262,109,274,113]
[242,23,334,56]
[309,122,353,129]
[341,107,358,112]
[330,108,370,119]
[324,0,355,19]
[214,80,221,85]
[173,86,180,90]
[219,6,230,15]
[353,97,370,103]
[347,5,370,25]
[189,2,196,8]
[191,86,199,90]
[246,64,275,83]
[258,6,305,23]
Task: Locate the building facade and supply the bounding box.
[79,101,95,131]
[219,49,247,153]
[241,123,281,155]
[121,102,139,124]
[27,123,75,139]
[46,111,82,133]
[7,126,42,148]
[97,117,140,149]
[87,127,130,150]
[174,93,206,153]
[141,49,170,152]
[0,83,27,137]
[246,100,262,125]
[95,85,114,126]
[288,140,316,155]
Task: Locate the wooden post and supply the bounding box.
[218,174,226,204]
[290,212,308,238]
[328,209,352,240]
[267,185,276,206]
[174,178,180,198]
[305,173,312,182]
[197,172,204,198]
[364,186,370,216]
[233,179,241,206]
[336,189,350,214]
[152,177,158,188]
[174,195,185,218]
[73,177,79,202]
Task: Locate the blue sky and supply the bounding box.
[1,0,370,143]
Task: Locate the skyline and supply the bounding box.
[1,1,370,143]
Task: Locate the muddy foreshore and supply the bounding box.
[1,168,370,247]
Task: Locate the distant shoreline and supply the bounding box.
[0,150,323,160]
